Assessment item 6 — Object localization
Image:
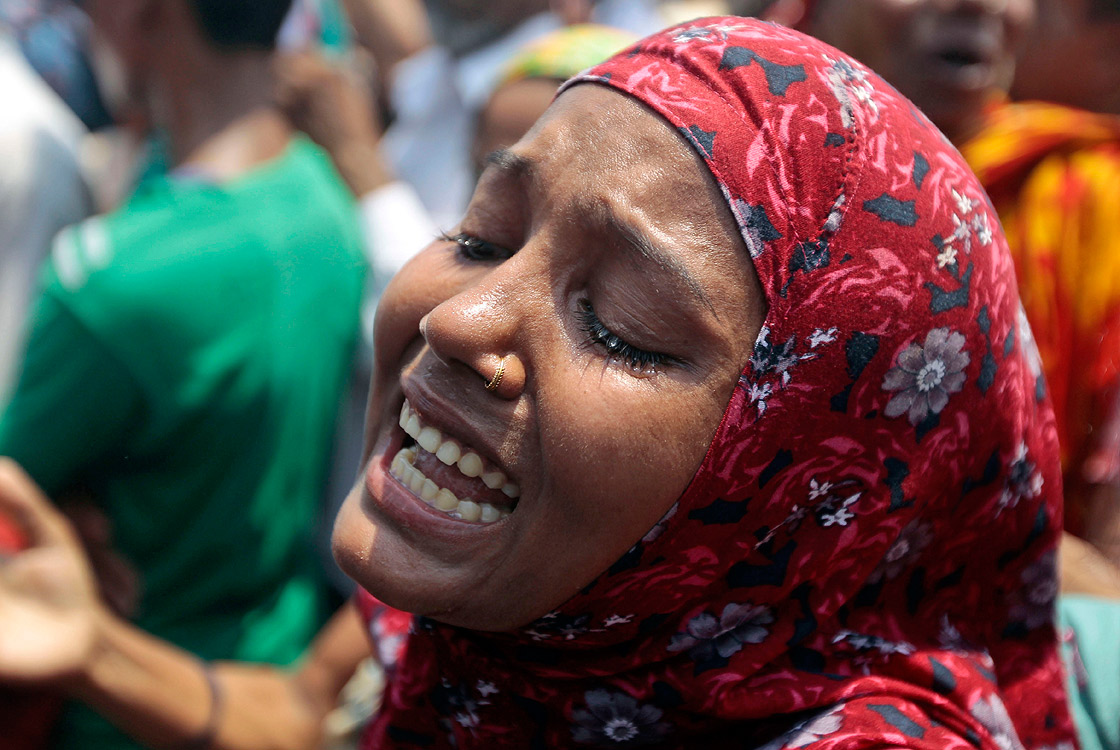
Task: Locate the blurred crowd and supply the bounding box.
[1,0,1119,748]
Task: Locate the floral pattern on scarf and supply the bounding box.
[358,18,1073,749]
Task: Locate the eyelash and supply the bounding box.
[442,232,513,262]
[578,300,675,376]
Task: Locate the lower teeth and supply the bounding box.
[389,447,510,524]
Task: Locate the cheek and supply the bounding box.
[372,250,471,373]
[1005,0,1036,44]
[537,379,729,533]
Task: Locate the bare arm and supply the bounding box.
[1060,528,1120,600]
[0,459,372,750]
[275,52,394,197]
[342,0,432,81]
[1073,481,1120,573]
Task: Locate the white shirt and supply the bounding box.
[379,4,668,230]
[0,32,90,401]
[380,12,564,230]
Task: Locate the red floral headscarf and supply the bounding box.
[358,18,1074,749]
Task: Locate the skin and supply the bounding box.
[1010,0,1120,114]
[274,52,395,196]
[0,81,763,749]
[84,0,292,171]
[343,0,433,87]
[0,58,1114,750]
[796,0,1035,144]
[333,83,766,631]
[471,76,561,178]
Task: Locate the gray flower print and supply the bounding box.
[970,694,1026,750]
[758,707,845,750]
[883,328,970,425]
[571,689,671,746]
[832,630,915,656]
[668,602,775,662]
[431,679,490,731]
[867,519,934,584]
[1009,550,1058,629]
[814,491,862,528]
[999,442,1043,514]
[672,27,712,43]
[641,503,678,544]
[526,612,593,641]
[750,327,802,382]
[831,630,915,675]
[824,56,879,128]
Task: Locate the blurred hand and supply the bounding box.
[63,496,140,618]
[275,52,393,195]
[1060,530,1120,600]
[0,459,103,685]
[275,52,382,157]
[343,0,432,80]
[550,0,593,25]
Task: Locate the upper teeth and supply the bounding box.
[396,400,521,505]
[396,402,521,519]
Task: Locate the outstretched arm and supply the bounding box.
[0,459,372,750]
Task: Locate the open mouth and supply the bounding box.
[926,28,1000,88]
[937,47,984,68]
[389,399,520,524]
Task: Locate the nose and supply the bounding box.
[419,278,528,401]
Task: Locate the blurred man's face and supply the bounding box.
[82,0,138,56]
[807,0,1035,141]
[80,0,149,119]
[434,0,549,24]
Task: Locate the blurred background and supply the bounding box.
[2,0,1119,749]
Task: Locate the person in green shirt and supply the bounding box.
[0,1,365,747]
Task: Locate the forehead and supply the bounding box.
[506,85,737,238]
[527,85,699,169]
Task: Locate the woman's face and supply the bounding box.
[333,85,765,631]
[809,0,1034,142]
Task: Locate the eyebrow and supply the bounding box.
[597,207,714,312]
[485,148,714,312]
[485,148,535,180]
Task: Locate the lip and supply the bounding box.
[362,418,513,545]
[929,29,1005,88]
[399,381,519,482]
[361,377,521,539]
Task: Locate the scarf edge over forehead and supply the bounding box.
[363,17,1074,750]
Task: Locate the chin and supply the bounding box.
[330,489,517,629]
[330,488,380,591]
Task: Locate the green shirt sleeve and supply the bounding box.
[0,287,143,497]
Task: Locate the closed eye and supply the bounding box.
[577,299,679,375]
[442,232,514,262]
